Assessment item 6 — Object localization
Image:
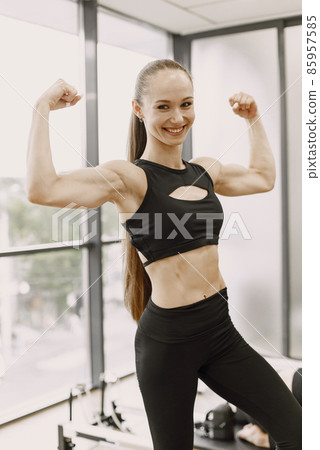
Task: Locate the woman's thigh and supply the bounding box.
[198,331,302,450]
[135,328,200,450]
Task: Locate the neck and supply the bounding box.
[142,141,184,169]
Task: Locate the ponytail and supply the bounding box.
[127,112,147,160]
[122,112,151,324]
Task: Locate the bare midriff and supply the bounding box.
[139,244,226,308]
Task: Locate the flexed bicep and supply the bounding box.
[28,160,128,209]
[190,156,273,197]
[214,163,273,196]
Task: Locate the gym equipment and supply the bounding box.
[98,372,131,432]
[58,372,254,450]
[58,422,152,449]
[58,371,153,449]
[195,403,235,441]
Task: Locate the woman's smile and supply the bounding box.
[163,125,186,136]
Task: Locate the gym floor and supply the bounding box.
[0,356,301,450]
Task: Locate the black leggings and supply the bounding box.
[236,367,302,449]
[135,287,302,450]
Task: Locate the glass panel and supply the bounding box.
[0,249,89,424]
[191,28,283,356]
[0,178,90,248]
[0,14,82,248]
[0,0,78,35]
[102,243,137,376]
[101,201,121,241]
[284,25,302,359]
[97,43,155,163]
[98,9,171,59]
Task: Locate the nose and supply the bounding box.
[170,108,184,124]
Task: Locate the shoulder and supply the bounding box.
[188,156,222,185]
[99,159,137,174]
[99,159,142,185]
[99,159,146,204]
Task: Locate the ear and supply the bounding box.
[132,99,143,120]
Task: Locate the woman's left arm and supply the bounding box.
[193,92,276,196]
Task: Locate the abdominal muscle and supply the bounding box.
[140,244,226,308]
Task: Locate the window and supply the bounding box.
[0,8,88,423]
[191,28,283,355]
[0,250,88,423]
[0,14,82,248]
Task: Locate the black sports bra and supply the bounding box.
[120,158,224,267]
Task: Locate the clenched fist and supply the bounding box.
[35,79,82,111]
[229,92,259,120]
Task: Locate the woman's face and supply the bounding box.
[136,69,195,149]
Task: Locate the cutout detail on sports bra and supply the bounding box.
[168,185,208,201]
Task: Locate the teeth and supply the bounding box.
[166,127,183,133]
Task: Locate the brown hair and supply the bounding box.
[122,59,192,324]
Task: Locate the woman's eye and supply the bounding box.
[158,105,169,110]
[182,102,192,107]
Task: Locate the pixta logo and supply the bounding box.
[118,211,251,240]
[52,202,98,249]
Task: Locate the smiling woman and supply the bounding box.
[132,64,195,152]
[119,59,300,450]
[26,57,301,450]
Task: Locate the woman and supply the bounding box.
[27,59,302,450]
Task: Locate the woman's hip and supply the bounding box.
[136,286,236,344]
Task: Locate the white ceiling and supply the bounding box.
[98,0,302,35]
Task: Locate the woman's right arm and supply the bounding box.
[26,79,128,209]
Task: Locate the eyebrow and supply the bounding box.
[154,96,194,103]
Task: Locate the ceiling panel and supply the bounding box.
[191,0,302,24]
[165,0,223,7]
[98,0,302,35]
[99,0,214,34]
